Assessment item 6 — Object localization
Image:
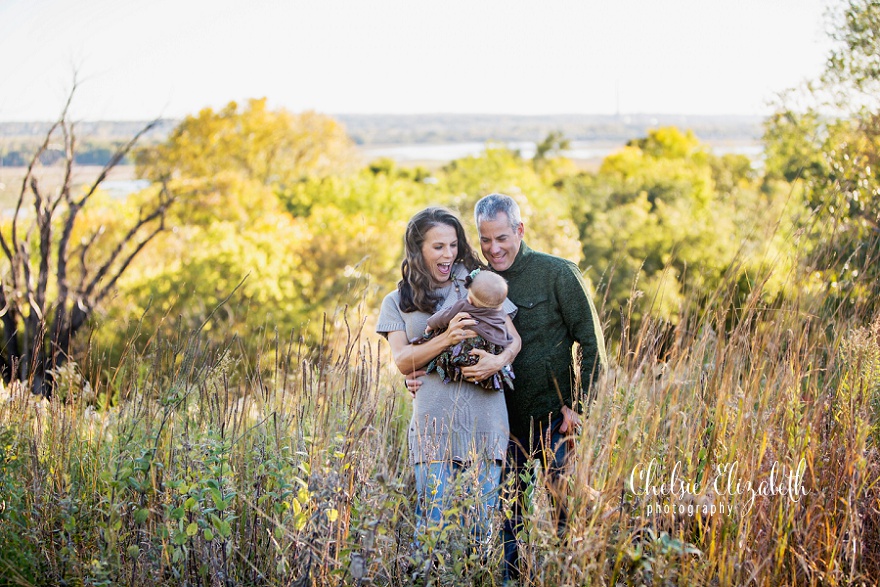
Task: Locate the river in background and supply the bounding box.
[88,140,766,198]
[360,139,764,166]
[0,139,764,210]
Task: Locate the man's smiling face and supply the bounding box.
[478,212,524,272]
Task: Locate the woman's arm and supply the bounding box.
[387,312,477,375]
[460,315,522,382]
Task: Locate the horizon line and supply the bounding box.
[0,111,768,124]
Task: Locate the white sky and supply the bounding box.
[0,0,835,121]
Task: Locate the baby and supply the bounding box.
[418,270,515,392]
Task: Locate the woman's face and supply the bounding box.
[420,223,458,287]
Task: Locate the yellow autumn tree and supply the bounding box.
[95,100,369,368]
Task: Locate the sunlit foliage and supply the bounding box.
[567,127,795,336]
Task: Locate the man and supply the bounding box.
[470,192,607,582]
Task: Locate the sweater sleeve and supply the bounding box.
[556,262,608,410]
[426,305,457,332]
[376,292,406,337]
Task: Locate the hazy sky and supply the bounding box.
[0,0,835,121]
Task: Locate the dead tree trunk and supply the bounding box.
[0,85,173,396]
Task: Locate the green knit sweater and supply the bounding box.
[497,242,608,440]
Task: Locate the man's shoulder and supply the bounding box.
[525,247,579,273]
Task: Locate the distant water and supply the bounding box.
[360,140,764,163]
[80,141,764,202]
[101,178,151,199]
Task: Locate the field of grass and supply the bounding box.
[0,278,878,586]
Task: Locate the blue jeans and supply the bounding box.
[502,414,572,581]
[413,458,503,549]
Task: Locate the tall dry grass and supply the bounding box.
[0,276,878,586]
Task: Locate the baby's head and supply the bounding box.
[467,270,508,309]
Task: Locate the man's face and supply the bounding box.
[478,212,524,272]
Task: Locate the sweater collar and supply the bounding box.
[496,241,533,278]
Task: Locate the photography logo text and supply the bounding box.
[628,458,809,518]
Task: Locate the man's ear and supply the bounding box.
[517,223,525,238]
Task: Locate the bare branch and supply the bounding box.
[56,202,85,316]
[76,118,160,208]
[34,178,52,312]
[0,213,13,265]
[13,84,75,255]
[15,120,59,247]
[0,77,177,394]
[82,191,171,303]
[27,293,44,322]
[2,84,77,282]
[95,217,166,307]
[72,227,103,287]
[0,288,20,383]
[52,118,76,215]
[18,242,35,307]
[55,192,82,326]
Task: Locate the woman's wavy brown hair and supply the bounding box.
[398,207,484,313]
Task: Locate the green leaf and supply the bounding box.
[219,520,232,538]
[210,489,224,509]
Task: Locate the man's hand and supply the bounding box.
[558,404,581,434]
[404,369,426,397]
[460,349,506,383]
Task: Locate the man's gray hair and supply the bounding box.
[474,193,522,229]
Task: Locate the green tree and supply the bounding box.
[103,105,431,362]
[136,98,358,187]
[763,0,880,314]
[532,130,571,172]
[439,144,582,263]
[825,0,880,99]
[569,127,790,337]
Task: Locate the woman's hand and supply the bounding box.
[387,312,477,376]
[444,312,477,345]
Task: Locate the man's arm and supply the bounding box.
[556,262,608,410]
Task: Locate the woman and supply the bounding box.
[376,207,521,547]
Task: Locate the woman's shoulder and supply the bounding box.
[377,289,408,335]
[381,288,402,305]
[378,289,407,321]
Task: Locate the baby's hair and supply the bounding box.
[468,271,508,309]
